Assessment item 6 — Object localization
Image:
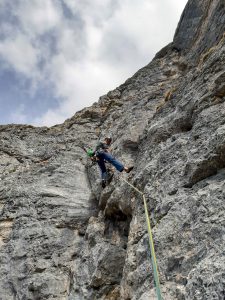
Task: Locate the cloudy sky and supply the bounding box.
[0,0,188,126]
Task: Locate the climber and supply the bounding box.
[94,136,133,188]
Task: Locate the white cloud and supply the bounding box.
[99,0,188,69]
[0,0,188,126]
[33,109,66,126]
[56,26,86,61]
[15,0,62,37]
[0,0,6,9]
[0,34,39,75]
[9,104,27,124]
[34,55,124,126]
[63,0,119,25]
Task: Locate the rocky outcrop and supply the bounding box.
[0,0,225,299]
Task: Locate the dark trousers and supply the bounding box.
[97,152,124,179]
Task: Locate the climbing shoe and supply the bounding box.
[125,166,134,173]
[102,180,106,188]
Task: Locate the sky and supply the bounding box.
[0,0,188,126]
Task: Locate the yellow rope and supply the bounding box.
[120,177,162,300]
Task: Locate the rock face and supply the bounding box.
[0,0,225,299]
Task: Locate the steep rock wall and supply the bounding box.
[0,0,225,299]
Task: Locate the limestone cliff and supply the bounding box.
[0,0,225,299]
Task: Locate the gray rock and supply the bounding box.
[0,0,225,299]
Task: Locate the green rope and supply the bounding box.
[120,177,163,300]
[143,194,162,300]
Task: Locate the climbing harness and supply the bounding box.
[79,124,102,160]
[120,176,163,300]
